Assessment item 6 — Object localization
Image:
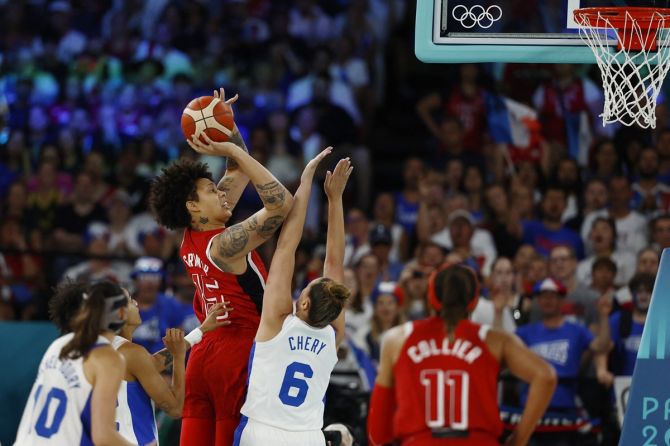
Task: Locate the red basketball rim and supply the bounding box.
[574,7,670,51]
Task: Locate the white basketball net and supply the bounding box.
[576,9,670,128]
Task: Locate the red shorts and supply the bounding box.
[182,328,255,420]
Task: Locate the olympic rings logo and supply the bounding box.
[451,4,503,29]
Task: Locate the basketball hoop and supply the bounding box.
[574,7,670,128]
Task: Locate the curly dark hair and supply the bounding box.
[149,159,213,230]
[49,280,89,334]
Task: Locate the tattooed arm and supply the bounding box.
[256,148,332,341]
[189,133,295,272]
[216,128,250,211]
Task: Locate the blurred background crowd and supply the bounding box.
[2,0,670,445]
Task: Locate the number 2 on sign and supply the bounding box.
[420,369,469,430]
[192,274,229,320]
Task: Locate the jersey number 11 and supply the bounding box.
[420,369,469,430]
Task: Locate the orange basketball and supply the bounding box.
[181,96,235,142]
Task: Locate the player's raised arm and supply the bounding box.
[322,158,353,346]
[255,148,333,340]
[188,133,295,272]
[210,88,251,211]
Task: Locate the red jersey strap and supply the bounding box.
[368,384,396,446]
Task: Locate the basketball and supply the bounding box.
[181,96,235,142]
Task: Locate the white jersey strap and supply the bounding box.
[112,335,129,350]
[478,324,491,342]
[403,321,414,337]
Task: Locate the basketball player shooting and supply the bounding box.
[368,263,558,446]
[149,87,294,446]
[233,151,353,445]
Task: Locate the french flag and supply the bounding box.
[486,93,543,164]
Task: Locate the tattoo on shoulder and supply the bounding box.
[257,215,284,238]
[255,181,286,210]
[218,223,250,258]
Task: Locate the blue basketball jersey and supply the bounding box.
[112,336,158,446]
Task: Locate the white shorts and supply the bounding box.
[233,417,325,446]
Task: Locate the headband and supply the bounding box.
[83,292,127,333]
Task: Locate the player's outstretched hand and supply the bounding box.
[212,87,239,107]
[163,328,187,357]
[300,146,333,183]
[325,158,354,199]
[187,131,244,158]
[201,302,234,333]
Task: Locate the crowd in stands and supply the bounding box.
[2,1,670,445]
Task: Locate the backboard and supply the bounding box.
[415,0,670,63]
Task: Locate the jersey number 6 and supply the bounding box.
[278,361,314,407]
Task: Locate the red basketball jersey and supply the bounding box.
[180,227,267,335]
[393,317,502,445]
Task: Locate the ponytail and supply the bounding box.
[60,281,126,360]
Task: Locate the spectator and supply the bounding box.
[394,157,424,236]
[587,138,624,182]
[482,182,522,258]
[396,263,428,321]
[632,147,670,217]
[581,176,648,256]
[577,217,636,288]
[565,178,608,232]
[416,64,489,153]
[88,189,135,257]
[533,64,606,163]
[26,161,65,241]
[368,224,403,281]
[352,281,403,364]
[516,277,612,446]
[656,128,670,176]
[514,185,584,259]
[61,231,130,285]
[371,192,406,262]
[343,267,370,336]
[471,259,517,332]
[489,256,530,326]
[650,214,670,251]
[50,171,107,253]
[130,257,185,354]
[461,165,485,221]
[599,273,654,382]
[615,247,660,307]
[344,208,370,266]
[554,157,582,223]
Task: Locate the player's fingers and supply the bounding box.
[200,132,214,144]
[225,93,239,105]
[216,320,232,326]
[213,89,220,99]
[346,165,354,177]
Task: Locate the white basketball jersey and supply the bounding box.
[241,315,338,431]
[14,333,109,446]
[112,336,158,446]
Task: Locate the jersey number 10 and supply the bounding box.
[420,369,470,430]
